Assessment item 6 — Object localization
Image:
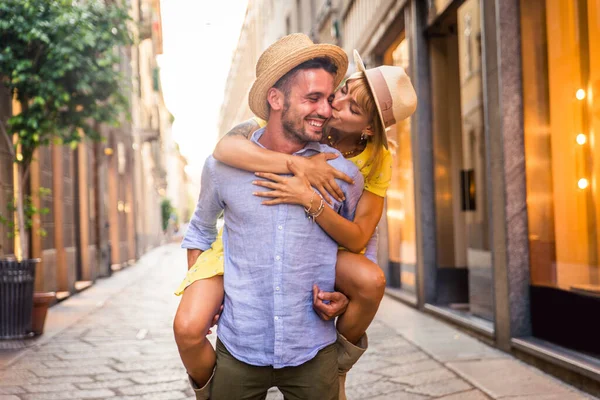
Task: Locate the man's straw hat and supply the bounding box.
[354,50,417,149]
[249,33,348,121]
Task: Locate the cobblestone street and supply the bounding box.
[0,244,595,400]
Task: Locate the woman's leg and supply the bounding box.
[335,251,386,344]
[173,276,224,387]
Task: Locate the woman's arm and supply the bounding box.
[312,191,383,253]
[214,119,354,202]
[253,161,384,253]
[213,118,293,174]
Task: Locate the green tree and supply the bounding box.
[0,0,132,259]
[160,198,173,233]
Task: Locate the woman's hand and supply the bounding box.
[253,161,315,207]
[295,153,354,203]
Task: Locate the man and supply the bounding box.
[181,33,364,399]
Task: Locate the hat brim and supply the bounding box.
[353,50,389,149]
[249,44,349,121]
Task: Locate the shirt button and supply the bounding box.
[276,286,280,291]
[278,225,283,230]
[275,255,281,261]
[274,316,279,321]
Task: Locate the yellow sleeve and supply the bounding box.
[253,117,267,128]
[363,147,392,197]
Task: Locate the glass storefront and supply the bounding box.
[384,34,418,297]
[522,0,600,356]
[429,0,494,323]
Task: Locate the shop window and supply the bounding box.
[522,0,600,356]
[383,35,417,294]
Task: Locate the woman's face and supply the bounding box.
[327,80,371,135]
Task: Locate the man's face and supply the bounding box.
[280,69,335,143]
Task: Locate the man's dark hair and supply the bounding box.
[272,57,338,98]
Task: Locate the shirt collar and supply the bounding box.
[251,127,323,156]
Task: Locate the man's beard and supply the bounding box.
[281,98,324,144]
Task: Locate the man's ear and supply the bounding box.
[267,87,284,112]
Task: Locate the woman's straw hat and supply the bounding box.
[249,33,348,121]
[354,50,417,149]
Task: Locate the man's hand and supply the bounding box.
[312,284,349,321]
[207,305,224,335]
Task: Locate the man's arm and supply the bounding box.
[181,157,224,267]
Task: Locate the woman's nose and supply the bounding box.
[330,97,341,111]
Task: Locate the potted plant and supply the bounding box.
[0,0,132,338]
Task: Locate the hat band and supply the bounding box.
[366,68,396,128]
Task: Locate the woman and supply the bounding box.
[174,50,417,399]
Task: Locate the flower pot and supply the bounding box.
[0,258,40,339]
[32,292,56,335]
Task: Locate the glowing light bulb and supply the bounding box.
[576,89,586,100]
[578,178,589,189]
[576,134,587,145]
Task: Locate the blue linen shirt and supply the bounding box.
[182,128,364,368]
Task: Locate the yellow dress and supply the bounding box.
[174,122,392,295]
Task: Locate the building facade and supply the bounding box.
[0,0,186,300]
[219,0,600,394]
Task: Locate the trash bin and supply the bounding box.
[0,258,39,339]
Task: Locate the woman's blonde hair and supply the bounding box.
[345,71,385,180]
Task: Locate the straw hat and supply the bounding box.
[249,33,348,121]
[354,50,417,148]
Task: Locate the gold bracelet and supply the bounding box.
[311,204,325,220]
[303,191,317,213]
[307,197,325,222]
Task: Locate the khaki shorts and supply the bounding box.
[211,339,339,400]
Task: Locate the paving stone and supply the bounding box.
[16,353,59,362]
[41,343,97,353]
[447,359,580,398]
[95,371,149,381]
[117,380,189,395]
[345,371,382,388]
[56,350,140,360]
[346,379,408,399]
[110,391,187,400]
[34,376,95,385]
[20,389,115,399]
[390,367,456,386]
[43,358,115,368]
[406,378,472,397]
[25,382,77,393]
[502,394,592,400]
[112,360,184,372]
[0,387,25,395]
[352,358,393,373]
[369,392,430,400]
[437,389,491,399]
[130,373,186,384]
[76,379,134,390]
[28,365,115,377]
[0,371,37,382]
[377,349,431,365]
[376,359,441,378]
[7,361,47,370]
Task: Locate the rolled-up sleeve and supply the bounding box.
[181,157,223,251]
